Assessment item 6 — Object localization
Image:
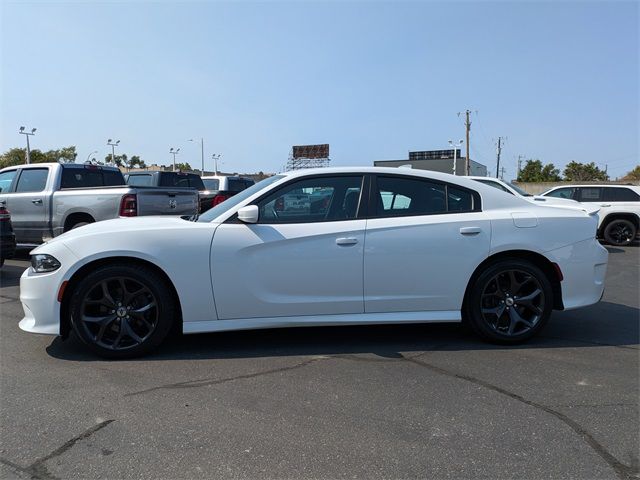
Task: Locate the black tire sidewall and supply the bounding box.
[465,259,553,344]
[604,219,636,246]
[69,264,175,358]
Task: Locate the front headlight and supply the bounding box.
[31,254,61,273]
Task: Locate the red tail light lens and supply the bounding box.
[0,205,10,221]
[212,194,230,207]
[119,194,138,217]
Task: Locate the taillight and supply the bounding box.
[119,194,137,217]
[0,205,10,221]
[212,194,230,207]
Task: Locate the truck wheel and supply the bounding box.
[465,259,553,344]
[69,263,176,358]
[603,219,636,246]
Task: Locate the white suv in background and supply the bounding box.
[542,185,640,246]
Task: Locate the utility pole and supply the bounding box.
[495,137,503,179]
[517,154,524,179]
[19,127,37,164]
[499,166,506,180]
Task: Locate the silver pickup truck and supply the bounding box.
[0,163,198,245]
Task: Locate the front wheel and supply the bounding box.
[465,259,553,344]
[603,219,636,246]
[69,263,176,358]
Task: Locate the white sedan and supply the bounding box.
[19,167,608,358]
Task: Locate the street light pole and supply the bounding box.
[170,148,180,171]
[212,154,221,175]
[86,150,98,163]
[189,138,205,175]
[107,139,120,166]
[448,139,464,176]
[18,126,37,164]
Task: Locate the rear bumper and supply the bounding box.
[545,238,608,310]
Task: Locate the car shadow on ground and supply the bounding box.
[45,301,639,362]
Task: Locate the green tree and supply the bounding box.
[563,161,608,182]
[517,159,562,182]
[0,146,77,168]
[174,162,193,171]
[622,165,640,181]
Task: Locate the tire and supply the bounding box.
[465,259,553,344]
[69,263,176,358]
[603,219,636,246]
[70,221,92,231]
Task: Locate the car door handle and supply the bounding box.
[460,227,481,235]
[31,198,43,205]
[336,237,358,246]
[600,204,611,207]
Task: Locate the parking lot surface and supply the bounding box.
[0,246,638,479]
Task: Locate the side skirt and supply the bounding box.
[182,310,461,334]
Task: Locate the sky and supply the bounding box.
[1,0,638,179]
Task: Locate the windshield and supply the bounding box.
[197,175,285,222]
[508,182,532,196]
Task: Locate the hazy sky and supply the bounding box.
[1,0,638,179]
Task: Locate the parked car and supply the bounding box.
[125,171,215,213]
[19,167,608,358]
[201,175,255,207]
[541,184,640,246]
[0,201,16,267]
[0,163,199,245]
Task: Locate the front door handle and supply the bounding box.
[31,198,43,205]
[460,226,481,235]
[600,204,611,207]
[336,237,358,246]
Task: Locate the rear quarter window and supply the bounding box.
[127,174,154,187]
[603,187,640,202]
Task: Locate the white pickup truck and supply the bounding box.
[0,163,199,245]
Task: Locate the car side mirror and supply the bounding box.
[237,205,259,224]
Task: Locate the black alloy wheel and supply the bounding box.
[70,264,175,358]
[466,259,553,343]
[604,219,636,247]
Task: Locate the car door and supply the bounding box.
[211,175,366,320]
[5,167,50,243]
[364,174,490,314]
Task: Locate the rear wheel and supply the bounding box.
[603,219,636,246]
[69,264,176,358]
[465,259,553,343]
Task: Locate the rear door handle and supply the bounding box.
[31,198,43,205]
[336,237,358,246]
[460,227,481,235]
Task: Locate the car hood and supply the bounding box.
[41,216,197,247]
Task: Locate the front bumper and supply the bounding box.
[546,237,609,310]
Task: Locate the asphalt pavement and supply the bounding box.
[0,246,638,479]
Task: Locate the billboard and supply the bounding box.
[292,144,329,159]
[409,149,461,161]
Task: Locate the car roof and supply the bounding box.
[1,162,121,171]
[547,184,640,190]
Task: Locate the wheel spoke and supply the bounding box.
[516,289,543,314]
[482,304,506,317]
[121,320,143,343]
[82,313,116,325]
[100,282,117,308]
[131,302,156,315]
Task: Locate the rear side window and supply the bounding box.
[0,170,17,193]
[578,187,603,202]
[603,187,640,202]
[475,179,512,194]
[15,168,48,192]
[188,176,205,190]
[159,173,195,188]
[375,176,476,217]
[546,187,576,199]
[102,170,126,186]
[61,169,102,188]
[127,174,154,187]
[203,179,219,190]
[228,178,250,192]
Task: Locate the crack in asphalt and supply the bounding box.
[402,353,638,480]
[0,420,114,480]
[124,357,324,397]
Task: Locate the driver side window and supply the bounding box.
[256,176,363,224]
